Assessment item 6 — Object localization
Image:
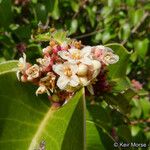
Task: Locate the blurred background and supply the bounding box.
[0,0,150,144]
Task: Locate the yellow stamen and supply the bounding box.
[63,66,72,77]
[71,52,81,60]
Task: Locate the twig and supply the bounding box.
[129,118,150,125]
[121,12,149,45]
[131,12,149,34]
[74,29,104,39]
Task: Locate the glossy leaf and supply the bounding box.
[35,3,48,23]
[0,63,85,150]
[133,38,149,59]
[0,60,18,73]
[0,0,12,28]
[105,43,132,91]
[86,104,119,150]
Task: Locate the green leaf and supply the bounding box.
[86,104,118,150]
[0,0,12,28]
[51,0,60,20]
[140,98,150,118]
[33,32,51,42]
[129,9,144,26]
[130,99,142,119]
[125,0,136,6]
[104,93,131,114]
[14,25,31,41]
[133,38,149,59]
[0,60,18,74]
[111,77,130,92]
[69,19,78,35]
[119,23,131,40]
[52,30,69,44]
[104,88,135,114]
[0,64,85,150]
[86,6,96,27]
[116,125,132,142]
[102,31,116,44]
[70,0,79,12]
[35,3,48,23]
[105,43,132,91]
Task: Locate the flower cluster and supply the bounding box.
[17,33,119,105]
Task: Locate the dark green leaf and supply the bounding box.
[86,104,118,150]
[35,3,48,23]
[0,0,12,28]
[105,43,132,91]
[0,63,85,150]
[134,38,149,59]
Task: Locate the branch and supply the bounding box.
[121,12,149,45]
[129,118,150,125]
[74,29,104,39]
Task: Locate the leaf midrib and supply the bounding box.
[28,108,54,150]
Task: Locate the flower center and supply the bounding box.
[18,63,24,70]
[63,66,72,77]
[71,52,81,60]
[104,54,111,61]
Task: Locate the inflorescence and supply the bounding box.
[17,31,119,105]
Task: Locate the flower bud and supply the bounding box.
[42,46,51,54]
[79,77,89,86]
[21,75,27,82]
[51,94,60,102]
[77,64,88,76]
[92,60,101,70]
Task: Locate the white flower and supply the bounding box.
[36,57,51,67]
[92,46,119,65]
[17,53,29,80]
[58,46,92,65]
[53,62,80,90]
[18,53,27,71]
[102,51,119,65]
[26,64,40,81]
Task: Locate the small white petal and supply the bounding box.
[81,46,91,56]
[92,69,100,79]
[16,71,20,81]
[52,64,64,76]
[87,85,94,95]
[68,48,79,54]
[105,47,113,52]
[23,53,26,61]
[81,57,92,65]
[79,77,89,86]
[70,64,78,74]
[58,51,69,60]
[108,54,119,64]
[57,76,69,89]
[69,75,80,87]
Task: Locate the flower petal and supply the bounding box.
[81,57,92,65]
[52,64,64,76]
[58,51,69,60]
[69,75,80,87]
[70,64,78,74]
[57,76,69,89]
[68,48,79,54]
[87,85,94,95]
[81,46,91,56]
